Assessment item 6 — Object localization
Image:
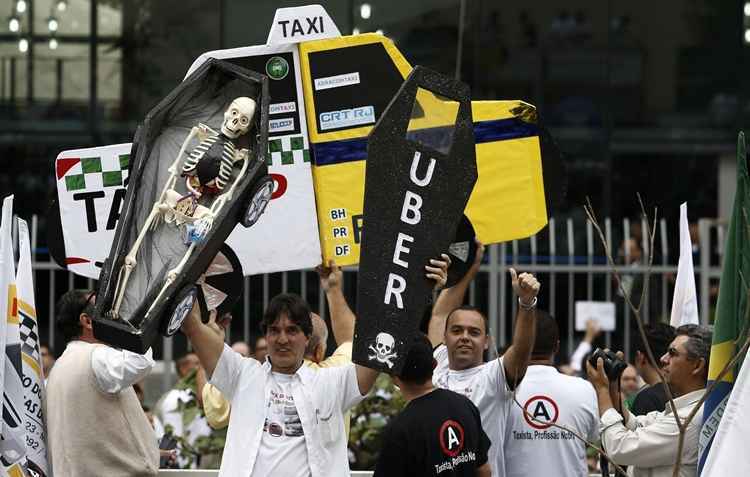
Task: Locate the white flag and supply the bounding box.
[0,197,10,448]
[0,196,28,476]
[670,202,699,327]
[702,345,750,475]
[16,218,50,477]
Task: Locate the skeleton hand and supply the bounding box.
[235,148,249,162]
[196,123,214,142]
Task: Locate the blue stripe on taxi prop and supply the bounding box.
[311,118,539,167]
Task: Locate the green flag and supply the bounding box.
[699,132,750,472]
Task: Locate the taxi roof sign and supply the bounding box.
[266,4,341,46]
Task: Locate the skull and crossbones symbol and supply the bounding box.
[368,332,398,368]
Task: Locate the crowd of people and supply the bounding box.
[38,242,713,477]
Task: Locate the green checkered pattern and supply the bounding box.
[64,154,130,192]
[267,135,310,167]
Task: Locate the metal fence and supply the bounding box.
[14,214,726,397]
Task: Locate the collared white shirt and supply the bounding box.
[600,388,705,477]
[432,344,512,477]
[68,341,154,394]
[504,365,598,477]
[210,344,364,477]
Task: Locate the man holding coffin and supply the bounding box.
[180,258,448,477]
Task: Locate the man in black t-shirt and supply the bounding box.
[374,334,491,477]
[630,323,676,415]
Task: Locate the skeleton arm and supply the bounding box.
[211,147,250,212]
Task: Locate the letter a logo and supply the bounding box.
[439,420,465,457]
[533,401,551,421]
[447,426,460,450]
[522,395,559,430]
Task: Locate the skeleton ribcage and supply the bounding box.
[182,134,237,190]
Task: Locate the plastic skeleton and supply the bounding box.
[111,97,256,317]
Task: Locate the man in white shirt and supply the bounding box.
[428,242,541,477]
[201,260,357,431]
[587,324,712,477]
[181,257,447,477]
[45,289,159,476]
[504,310,598,477]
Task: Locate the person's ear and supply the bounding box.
[692,358,707,378]
[79,313,93,331]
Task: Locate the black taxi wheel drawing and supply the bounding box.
[163,284,206,337]
[241,175,274,228]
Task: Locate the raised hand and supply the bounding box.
[426,253,451,291]
[509,268,540,307]
[316,259,343,293]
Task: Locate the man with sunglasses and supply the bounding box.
[45,289,159,476]
[587,324,712,477]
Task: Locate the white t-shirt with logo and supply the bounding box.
[251,372,311,477]
[432,344,512,477]
[503,365,598,477]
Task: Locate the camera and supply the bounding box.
[588,348,628,381]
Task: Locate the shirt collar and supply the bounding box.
[447,363,485,379]
[263,358,315,386]
[666,388,705,414]
[527,364,560,375]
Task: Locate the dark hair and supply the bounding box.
[55,289,95,341]
[676,324,712,379]
[531,310,558,358]
[632,322,676,367]
[397,333,435,384]
[445,305,489,335]
[261,293,313,337]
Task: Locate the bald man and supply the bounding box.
[202,262,354,429]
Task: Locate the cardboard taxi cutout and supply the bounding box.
[52,4,546,282]
[300,33,546,265]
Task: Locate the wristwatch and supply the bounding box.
[518,296,538,310]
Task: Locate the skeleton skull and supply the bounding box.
[221,97,256,139]
[375,332,395,358]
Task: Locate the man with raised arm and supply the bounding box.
[201,260,356,430]
[181,257,448,477]
[427,242,541,477]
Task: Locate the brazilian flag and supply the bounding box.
[699,132,750,472]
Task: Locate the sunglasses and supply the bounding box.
[667,346,695,360]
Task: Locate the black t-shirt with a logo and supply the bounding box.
[374,388,491,477]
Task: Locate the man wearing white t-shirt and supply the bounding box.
[181,258,448,477]
[504,310,598,477]
[428,244,540,477]
[181,293,377,477]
